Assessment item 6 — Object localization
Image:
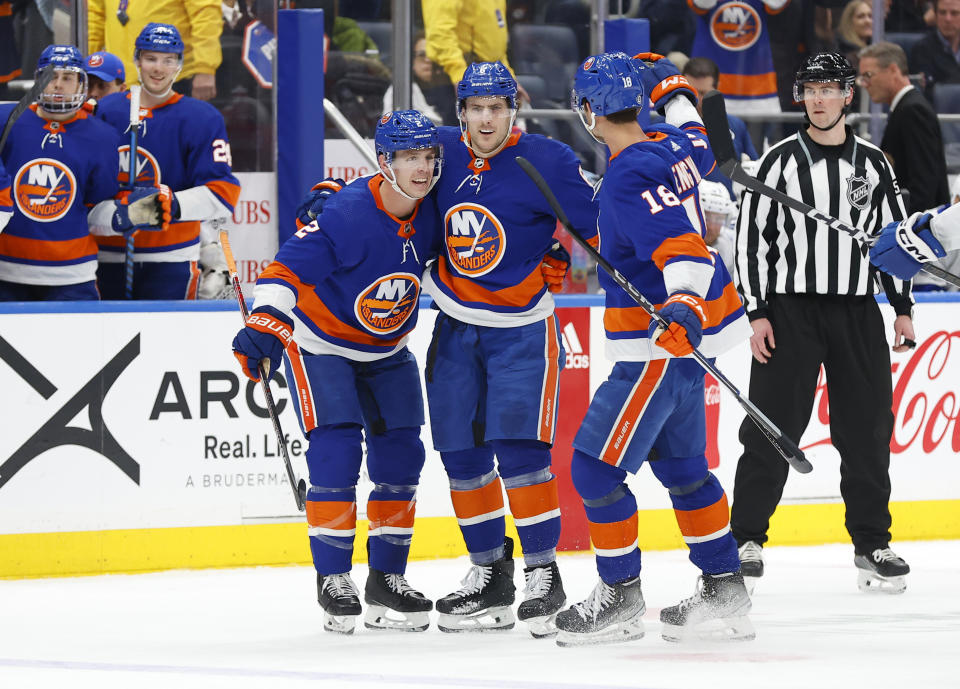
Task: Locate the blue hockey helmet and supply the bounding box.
[135,23,185,60]
[457,61,518,110]
[572,51,647,117]
[375,110,443,199]
[36,45,88,114]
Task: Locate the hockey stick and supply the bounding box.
[0,64,54,153]
[220,230,307,512]
[123,85,141,300]
[700,90,960,289]
[515,156,812,474]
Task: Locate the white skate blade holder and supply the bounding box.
[523,613,560,639]
[364,605,430,632]
[743,575,759,596]
[438,605,516,633]
[857,570,907,594]
[661,614,756,643]
[556,616,645,647]
[323,611,359,635]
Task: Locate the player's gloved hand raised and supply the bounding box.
[648,291,709,357]
[870,210,947,280]
[541,241,571,293]
[633,52,698,112]
[232,306,294,382]
[295,178,344,228]
[110,187,165,234]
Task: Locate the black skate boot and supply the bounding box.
[738,541,764,594]
[855,547,910,594]
[363,568,433,632]
[436,537,516,632]
[317,572,362,634]
[555,577,645,647]
[517,561,566,639]
[660,572,754,642]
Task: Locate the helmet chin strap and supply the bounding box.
[577,108,604,144]
[136,62,183,99]
[381,163,439,201]
[805,109,846,132]
[459,108,518,161]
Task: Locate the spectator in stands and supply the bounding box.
[910,0,960,99]
[837,0,874,65]
[422,0,529,103]
[682,56,759,197]
[87,0,223,101]
[0,1,20,100]
[383,34,457,126]
[12,0,52,82]
[887,0,933,32]
[84,51,126,102]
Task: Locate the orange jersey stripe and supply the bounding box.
[605,281,743,334]
[286,343,317,434]
[588,513,639,551]
[97,220,201,249]
[601,359,668,467]
[306,500,357,530]
[205,179,241,209]
[367,500,417,530]
[651,232,712,271]
[0,186,12,207]
[450,478,505,520]
[538,318,561,443]
[436,256,546,308]
[675,494,730,538]
[505,477,560,521]
[260,261,410,348]
[0,233,97,262]
[185,260,200,299]
[718,71,778,98]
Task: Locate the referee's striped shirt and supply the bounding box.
[735,125,914,320]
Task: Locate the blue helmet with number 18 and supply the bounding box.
[572,52,646,141]
[36,45,88,114]
[375,109,443,199]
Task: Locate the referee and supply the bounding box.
[731,52,914,594]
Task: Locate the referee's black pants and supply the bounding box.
[730,294,894,554]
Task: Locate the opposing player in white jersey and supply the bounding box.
[871,202,960,280]
[232,111,444,634]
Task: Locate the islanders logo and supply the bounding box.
[710,1,762,52]
[117,145,162,187]
[13,158,77,222]
[88,54,104,67]
[354,272,420,335]
[445,202,506,277]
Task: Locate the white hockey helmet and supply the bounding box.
[699,180,735,219]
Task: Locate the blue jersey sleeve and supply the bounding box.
[271,203,367,289]
[183,101,241,211]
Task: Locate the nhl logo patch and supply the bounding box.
[846,173,871,210]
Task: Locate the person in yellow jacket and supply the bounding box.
[87,0,222,100]
[422,0,528,102]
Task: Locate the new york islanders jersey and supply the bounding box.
[688,0,787,109]
[94,91,240,262]
[0,160,10,232]
[598,121,750,361]
[422,127,599,327]
[253,175,443,361]
[0,104,119,285]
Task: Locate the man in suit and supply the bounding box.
[909,0,960,100]
[860,41,949,214]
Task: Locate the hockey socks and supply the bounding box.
[307,487,357,575]
[366,485,417,574]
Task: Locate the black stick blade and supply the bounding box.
[701,90,738,177]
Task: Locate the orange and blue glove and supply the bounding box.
[648,291,709,357]
[232,306,294,381]
[541,241,571,293]
[296,178,344,228]
[633,52,699,113]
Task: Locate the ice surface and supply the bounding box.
[2,541,957,689]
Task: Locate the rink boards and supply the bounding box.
[1,295,958,577]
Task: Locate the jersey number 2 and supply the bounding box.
[640,185,681,214]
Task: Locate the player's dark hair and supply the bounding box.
[682,57,720,89]
[606,108,640,124]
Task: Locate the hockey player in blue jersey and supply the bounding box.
[294,63,598,638]
[87,23,240,300]
[0,45,120,301]
[554,52,754,646]
[232,111,444,634]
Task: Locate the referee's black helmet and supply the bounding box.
[794,52,856,97]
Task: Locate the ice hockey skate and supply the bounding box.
[317,572,362,634]
[738,541,764,594]
[660,572,754,642]
[517,560,566,638]
[436,537,516,632]
[363,568,433,632]
[855,548,910,594]
[554,576,645,647]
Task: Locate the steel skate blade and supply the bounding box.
[523,613,559,639]
[661,615,756,643]
[556,617,645,647]
[363,605,430,632]
[857,571,907,594]
[323,611,358,635]
[743,575,759,596]
[437,606,515,633]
